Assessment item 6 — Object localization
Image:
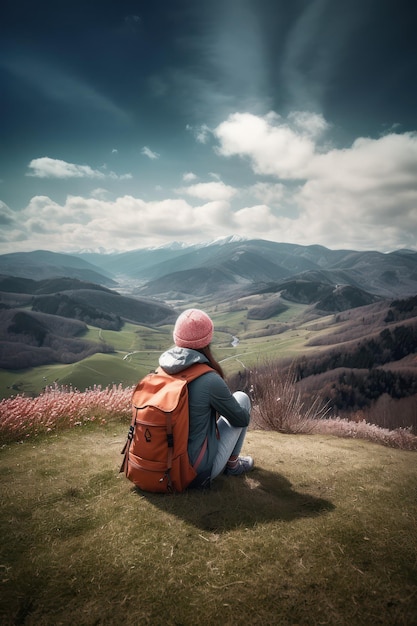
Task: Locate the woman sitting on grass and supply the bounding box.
[159,308,254,486]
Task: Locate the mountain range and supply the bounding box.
[1,239,416,428]
[1,238,416,299]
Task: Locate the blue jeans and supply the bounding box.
[210,391,251,480]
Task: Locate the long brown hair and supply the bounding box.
[197,345,225,379]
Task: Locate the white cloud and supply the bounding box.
[2,110,417,254]
[182,172,197,182]
[231,204,281,231]
[287,111,330,138]
[26,157,132,180]
[0,201,16,226]
[186,123,212,144]
[141,146,160,160]
[1,194,236,252]
[246,182,286,206]
[213,111,417,251]
[107,171,132,181]
[27,158,105,179]
[176,181,237,201]
[214,111,324,178]
[90,188,109,199]
[293,132,417,249]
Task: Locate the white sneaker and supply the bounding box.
[224,456,254,476]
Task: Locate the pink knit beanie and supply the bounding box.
[173,308,214,349]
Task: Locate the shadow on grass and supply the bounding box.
[134,467,335,532]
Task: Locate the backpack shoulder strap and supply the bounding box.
[155,362,213,383]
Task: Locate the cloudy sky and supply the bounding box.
[1,0,416,254]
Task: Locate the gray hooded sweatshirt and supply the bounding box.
[158,347,250,476]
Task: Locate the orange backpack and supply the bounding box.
[120,363,213,493]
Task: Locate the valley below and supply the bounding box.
[1,238,416,433]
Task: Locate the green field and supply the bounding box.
[0,302,335,398]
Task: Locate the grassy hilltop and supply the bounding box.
[0,425,416,625]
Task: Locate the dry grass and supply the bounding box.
[2,367,417,452]
[249,360,330,434]
[246,359,417,450]
[0,383,131,445]
[1,425,416,625]
[310,416,417,450]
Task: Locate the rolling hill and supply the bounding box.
[0,308,113,370]
[0,276,114,295]
[254,280,380,312]
[31,289,176,327]
[0,276,177,370]
[0,250,116,285]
